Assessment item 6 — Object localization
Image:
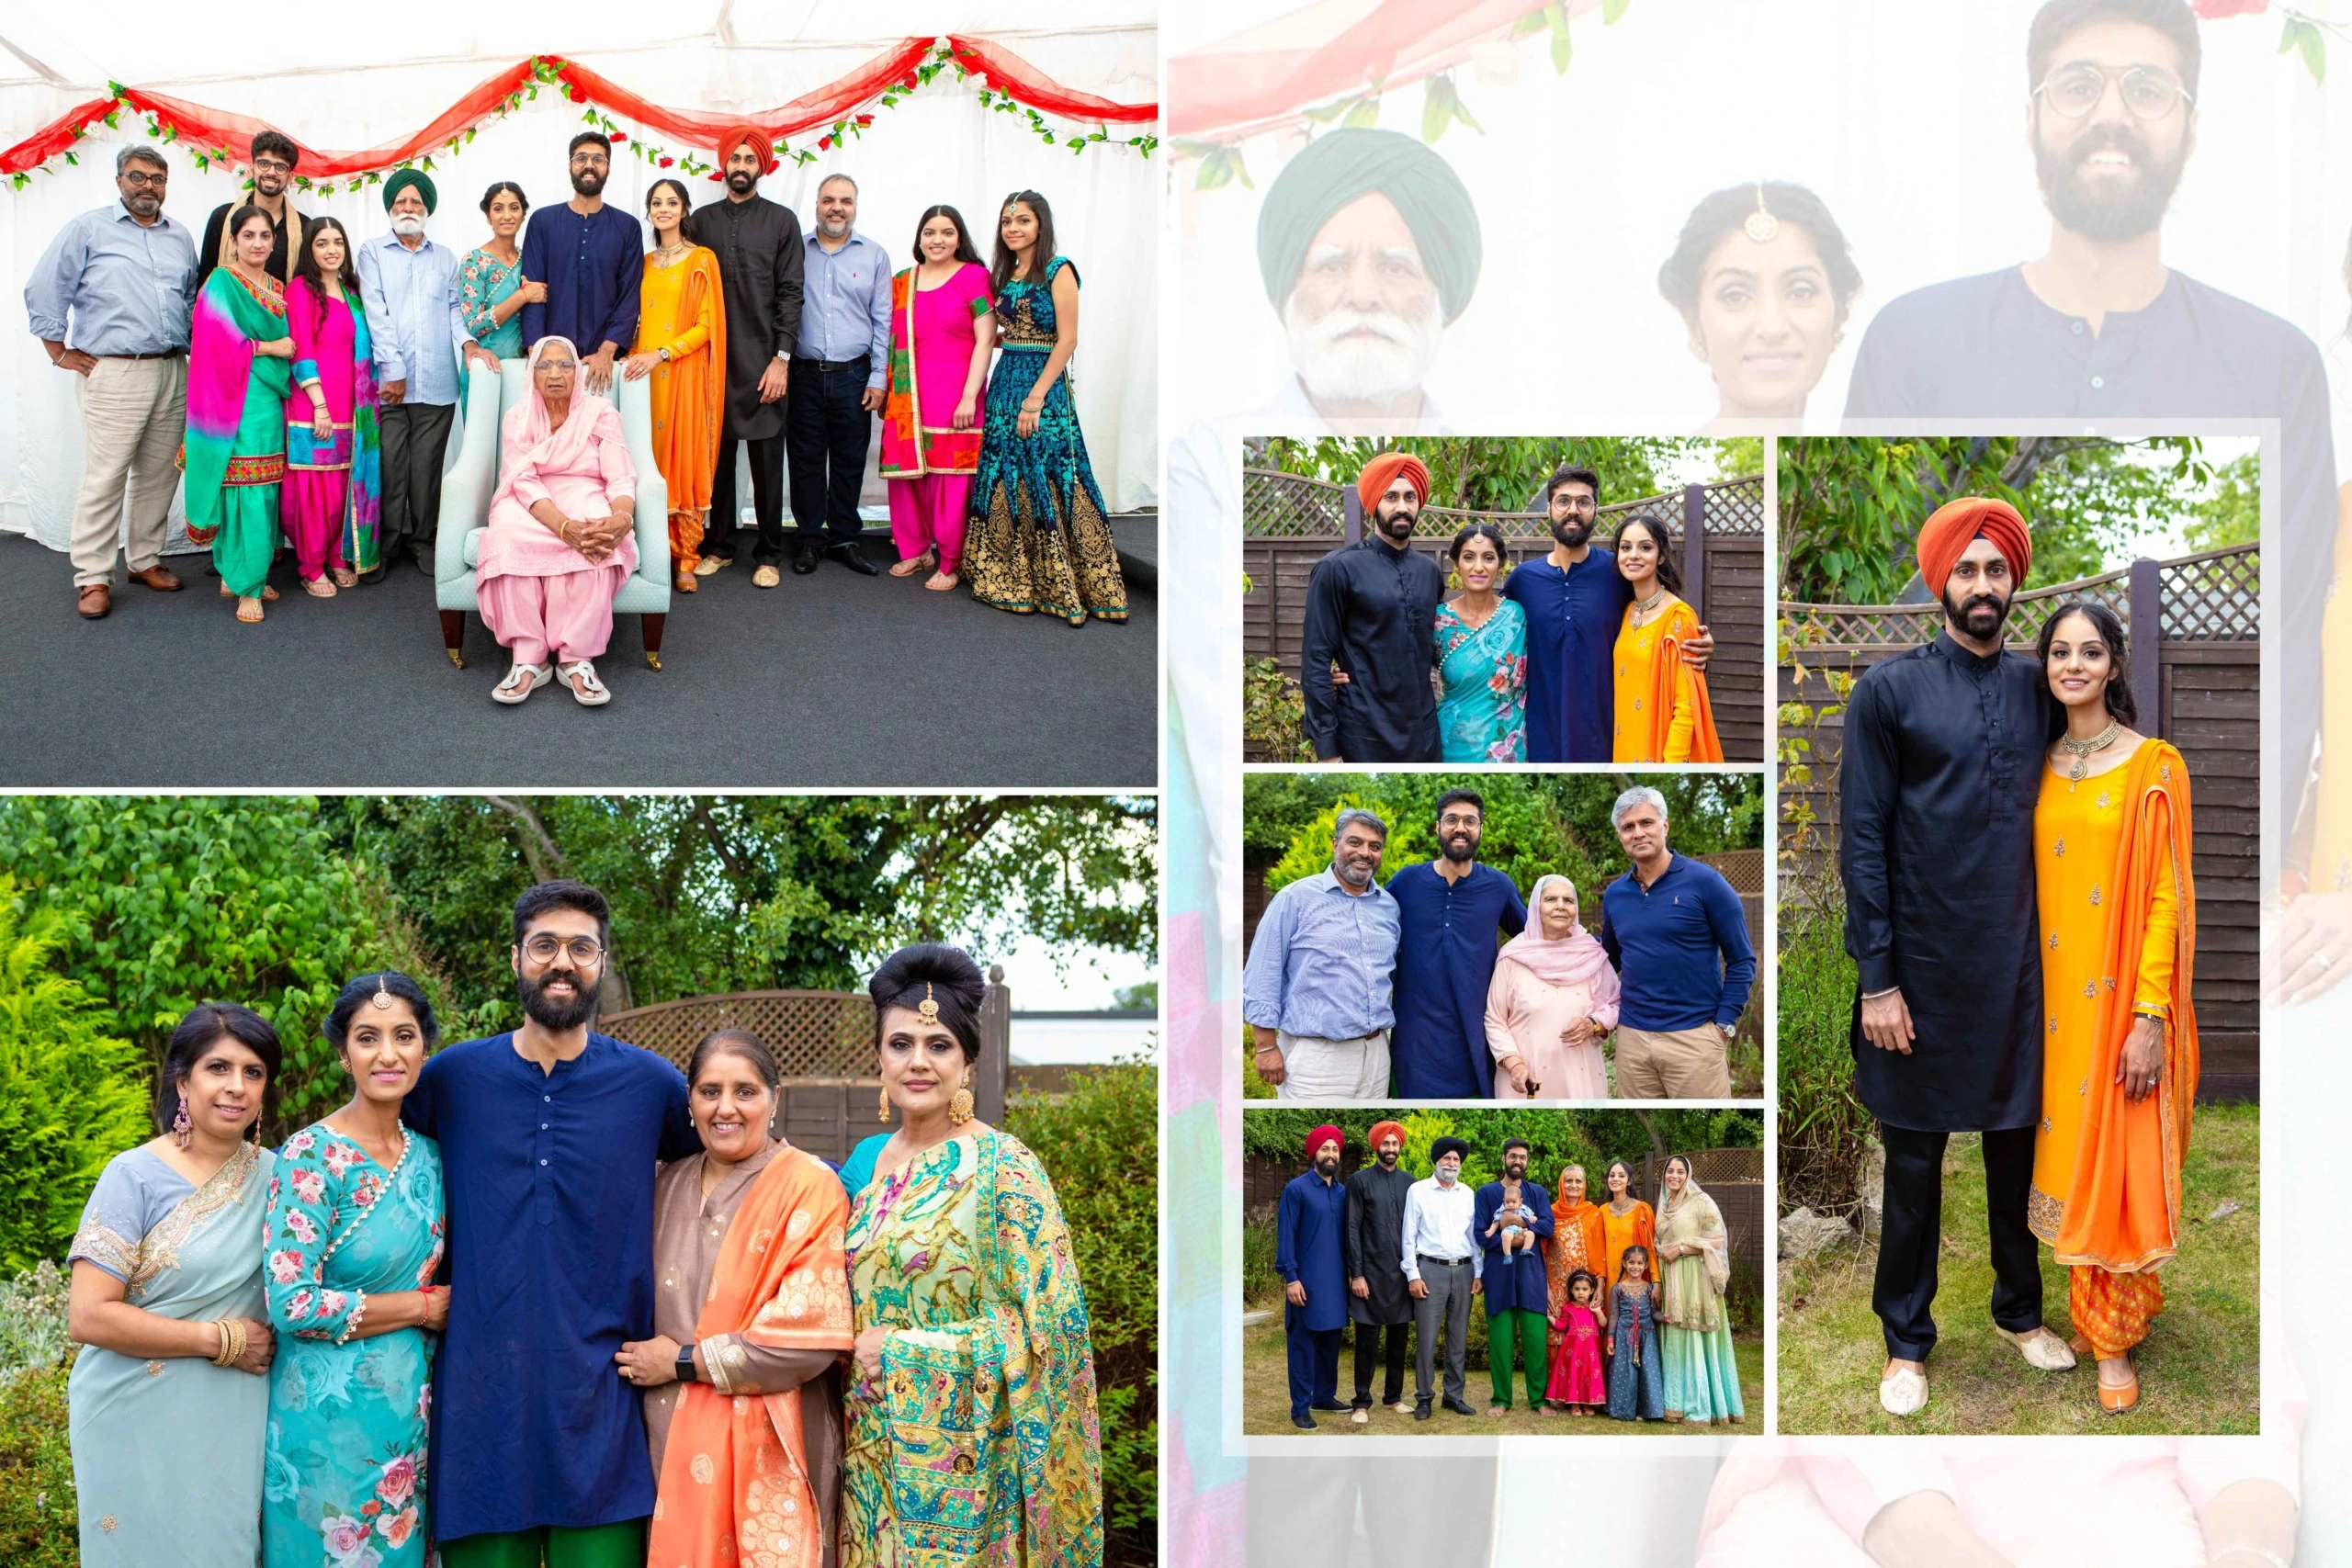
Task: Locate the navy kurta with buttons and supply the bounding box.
[403,1032,698,1539]
[1386,861,1528,1099]
[1474,1179,1554,1316]
[1502,547,1634,764]
[1838,632,2051,1132]
[1276,1168,1351,1333]
[518,203,645,357]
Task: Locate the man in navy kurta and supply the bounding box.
[1386,789,1526,1097]
[1276,1124,1351,1427]
[519,132,646,392]
[405,881,697,1558]
[1474,1142,1554,1411]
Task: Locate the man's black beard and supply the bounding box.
[518,966,598,1031]
[1375,505,1417,544]
[1504,1164,1526,1180]
[1377,1149,1399,1168]
[728,170,757,195]
[1552,516,1592,549]
[1440,830,1479,864]
[1941,586,2012,643]
[571,170,605,197]
[2035,121,2185,243]
[1316,1156,1341,1178]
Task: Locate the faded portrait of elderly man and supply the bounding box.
[1252,128,1481,431]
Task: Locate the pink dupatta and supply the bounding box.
[478,336,638,581]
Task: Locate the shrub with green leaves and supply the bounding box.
[0,1360,74,1568]
[0,888,153,1272]
[1778,899,1873,1215]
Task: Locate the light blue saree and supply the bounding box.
[1435,596,1529,762]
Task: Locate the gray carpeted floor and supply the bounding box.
[0,532,1155,787]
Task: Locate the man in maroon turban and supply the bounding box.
[1276,1123,1351,1427]
[1840,492,2076,1420]
[1344,1119,1416,1421]
[1298,451,1446,761]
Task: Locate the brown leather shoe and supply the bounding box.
[126,564,184,592]
[77,583,110,619]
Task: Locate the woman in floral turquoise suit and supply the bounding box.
[961,190,1129,626]
[262,972,447,1567]
[1435,522,1527,761]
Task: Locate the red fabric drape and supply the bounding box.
[551,38,936,147]
[944,36,1159,123]
[119,62,539,180]
[1,96,123,176]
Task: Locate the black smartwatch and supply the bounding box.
[675,1346,696,1384]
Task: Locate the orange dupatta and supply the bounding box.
[649,247,727,517]
[647,1145,854,1568]
[1544,1191,1608,1319]
[2053,740,2199,1274]
[1634,601,1724,762]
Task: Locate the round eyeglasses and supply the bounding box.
[521,934,605,964]
[2034,62,2192,121]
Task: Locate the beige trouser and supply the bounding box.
[69,355,188,586]
[1272,1029,1391,1101]
[1614,1023,1730,1100]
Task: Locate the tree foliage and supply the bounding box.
[2184,449,2260,553]
[1780,435,2223,603]
[1260,435,1717,513]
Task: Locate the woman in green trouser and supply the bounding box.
[184,205,293,623]
[435,1523,645,1567]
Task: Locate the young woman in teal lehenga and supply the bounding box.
[1434,522,1527,761]
[67,1004,282,1568]
[962,191,1129,626]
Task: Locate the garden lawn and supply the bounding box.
[1240,1319,1762,1437]
[1777,1104,2261,1435]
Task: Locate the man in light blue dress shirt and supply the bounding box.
[25,145,198,618]
[356,168,468,576]
[786,174,891,576]
[1242,808,1401,1100]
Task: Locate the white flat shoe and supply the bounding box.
[492,662,551,705]
[559,660,612,706]
[1879,1366,1928,1416]
[1998,1325,2078,1371]
[1350,1408,1368,1425]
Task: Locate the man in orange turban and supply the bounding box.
[715,126,777,177]
[1278,1122,1351,1427]
[1298,451,1446,761]
[1839,491,2075,1420]
[1344,1118,1416,1421]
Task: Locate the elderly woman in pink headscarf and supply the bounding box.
[478,335,638,706]
[1486,874,1621,1100]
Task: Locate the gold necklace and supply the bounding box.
[652,240,691,265]
[1632,586,1668,620]
[2058,716,2123,788]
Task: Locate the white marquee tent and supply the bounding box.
[0,6,1158,558]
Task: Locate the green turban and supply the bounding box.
[382,167,437,214]
[1256,128,1481,322]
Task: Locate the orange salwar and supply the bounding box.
[645,1144,854,1568]
[638,246,726,575]
[2071,1263,2165,1359]
[1612,598,1723,762]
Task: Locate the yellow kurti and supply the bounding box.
[2029,746,2181,1243]
[1612,601,1700,761]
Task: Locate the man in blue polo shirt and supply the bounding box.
[1386,789,1526,1097]
[1598,786,1756,1099]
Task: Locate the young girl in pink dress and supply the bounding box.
[284,218,380,592]
[1546,1268,1608,1415]
[879,205,995,592]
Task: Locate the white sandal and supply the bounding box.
[560,660,612,706]
[493,662,551,705]
[1879,1365,1928,1416]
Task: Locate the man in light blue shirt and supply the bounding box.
[786,173,893,575]
[356,168,468,576]
[1242,808,1400,1100]
[25,145,199,617]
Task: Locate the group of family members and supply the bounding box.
[1298,454,1724,764]
[1277,1125,1744,1427]
[62,879,1102,1567]
[1243,788,1756,1103]
[28,128,1129,663]
[1841,495,2198,1420]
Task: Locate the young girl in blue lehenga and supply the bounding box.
[1606,1243,1666,1421]
[1434,522,1527,761]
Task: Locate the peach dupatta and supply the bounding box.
[647,1145,854,1568]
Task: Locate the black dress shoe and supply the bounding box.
[1442,1397,1476,1416]
[1290,1413,1317,1430]
[791,549,822,576]
[1309,1400,1349,1413]
[1413,1402,1432,1421]
[827,543,879,576]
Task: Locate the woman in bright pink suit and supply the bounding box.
[476,336,638,708]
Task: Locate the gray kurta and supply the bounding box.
[644,1141,844,1568]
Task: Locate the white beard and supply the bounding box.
[390,215,427,238]
[1283,293,1443,406]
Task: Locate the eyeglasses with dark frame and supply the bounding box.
[519,934,605,965]
[119,168,169,187]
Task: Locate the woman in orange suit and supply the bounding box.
[624,178,724,592]
[1611,513,1723,761]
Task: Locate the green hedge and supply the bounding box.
[1778,900,1873,1213]
[0,1262,75,1567]
[1004,1062,1156,1567]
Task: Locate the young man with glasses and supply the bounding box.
[520,132,646,396]
[195,130,310,290]
[402,879,699,1568]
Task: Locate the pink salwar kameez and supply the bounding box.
[284,277,380,581]
[879,262,989,575]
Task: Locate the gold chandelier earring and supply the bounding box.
[949,1074,975,1125]
[877,1085,891,1124]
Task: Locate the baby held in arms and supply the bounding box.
[1488,1176,1538,1258]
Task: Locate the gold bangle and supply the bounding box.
[211,1318,240,1367]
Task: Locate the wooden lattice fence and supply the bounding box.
[1780,543,2258,1100]
[1244,471,1766,762]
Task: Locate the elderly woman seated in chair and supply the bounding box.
[478,335,639,706]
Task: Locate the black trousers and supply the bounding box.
[706,431,786,565]
[379,400,455,559]
[786,356,874,548]
[1351,1321,1408,1407]
[1871,1122,2043,1360]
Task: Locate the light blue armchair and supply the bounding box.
[433,359,672,669]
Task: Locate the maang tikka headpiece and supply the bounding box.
[918,983,941,1026]
[371,973,395,1010]
[1743,181,1780,245]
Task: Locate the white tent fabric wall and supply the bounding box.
[0,19,1158,557]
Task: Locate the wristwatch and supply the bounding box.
[657,346,672,363]
[674,1347,696,1384]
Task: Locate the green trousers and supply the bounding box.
[209,482,279,599]
[436,1519,646,1568]
[1487,1307,1548,1408]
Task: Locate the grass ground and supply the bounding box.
[1239,1319,1763,1436]
[1776,1102,2260,1435]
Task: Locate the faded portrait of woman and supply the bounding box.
[1657,180,1862,432]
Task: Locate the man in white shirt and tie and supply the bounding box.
[1400,1135,1481,1419]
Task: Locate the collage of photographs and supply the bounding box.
[0,0,2346,1564]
